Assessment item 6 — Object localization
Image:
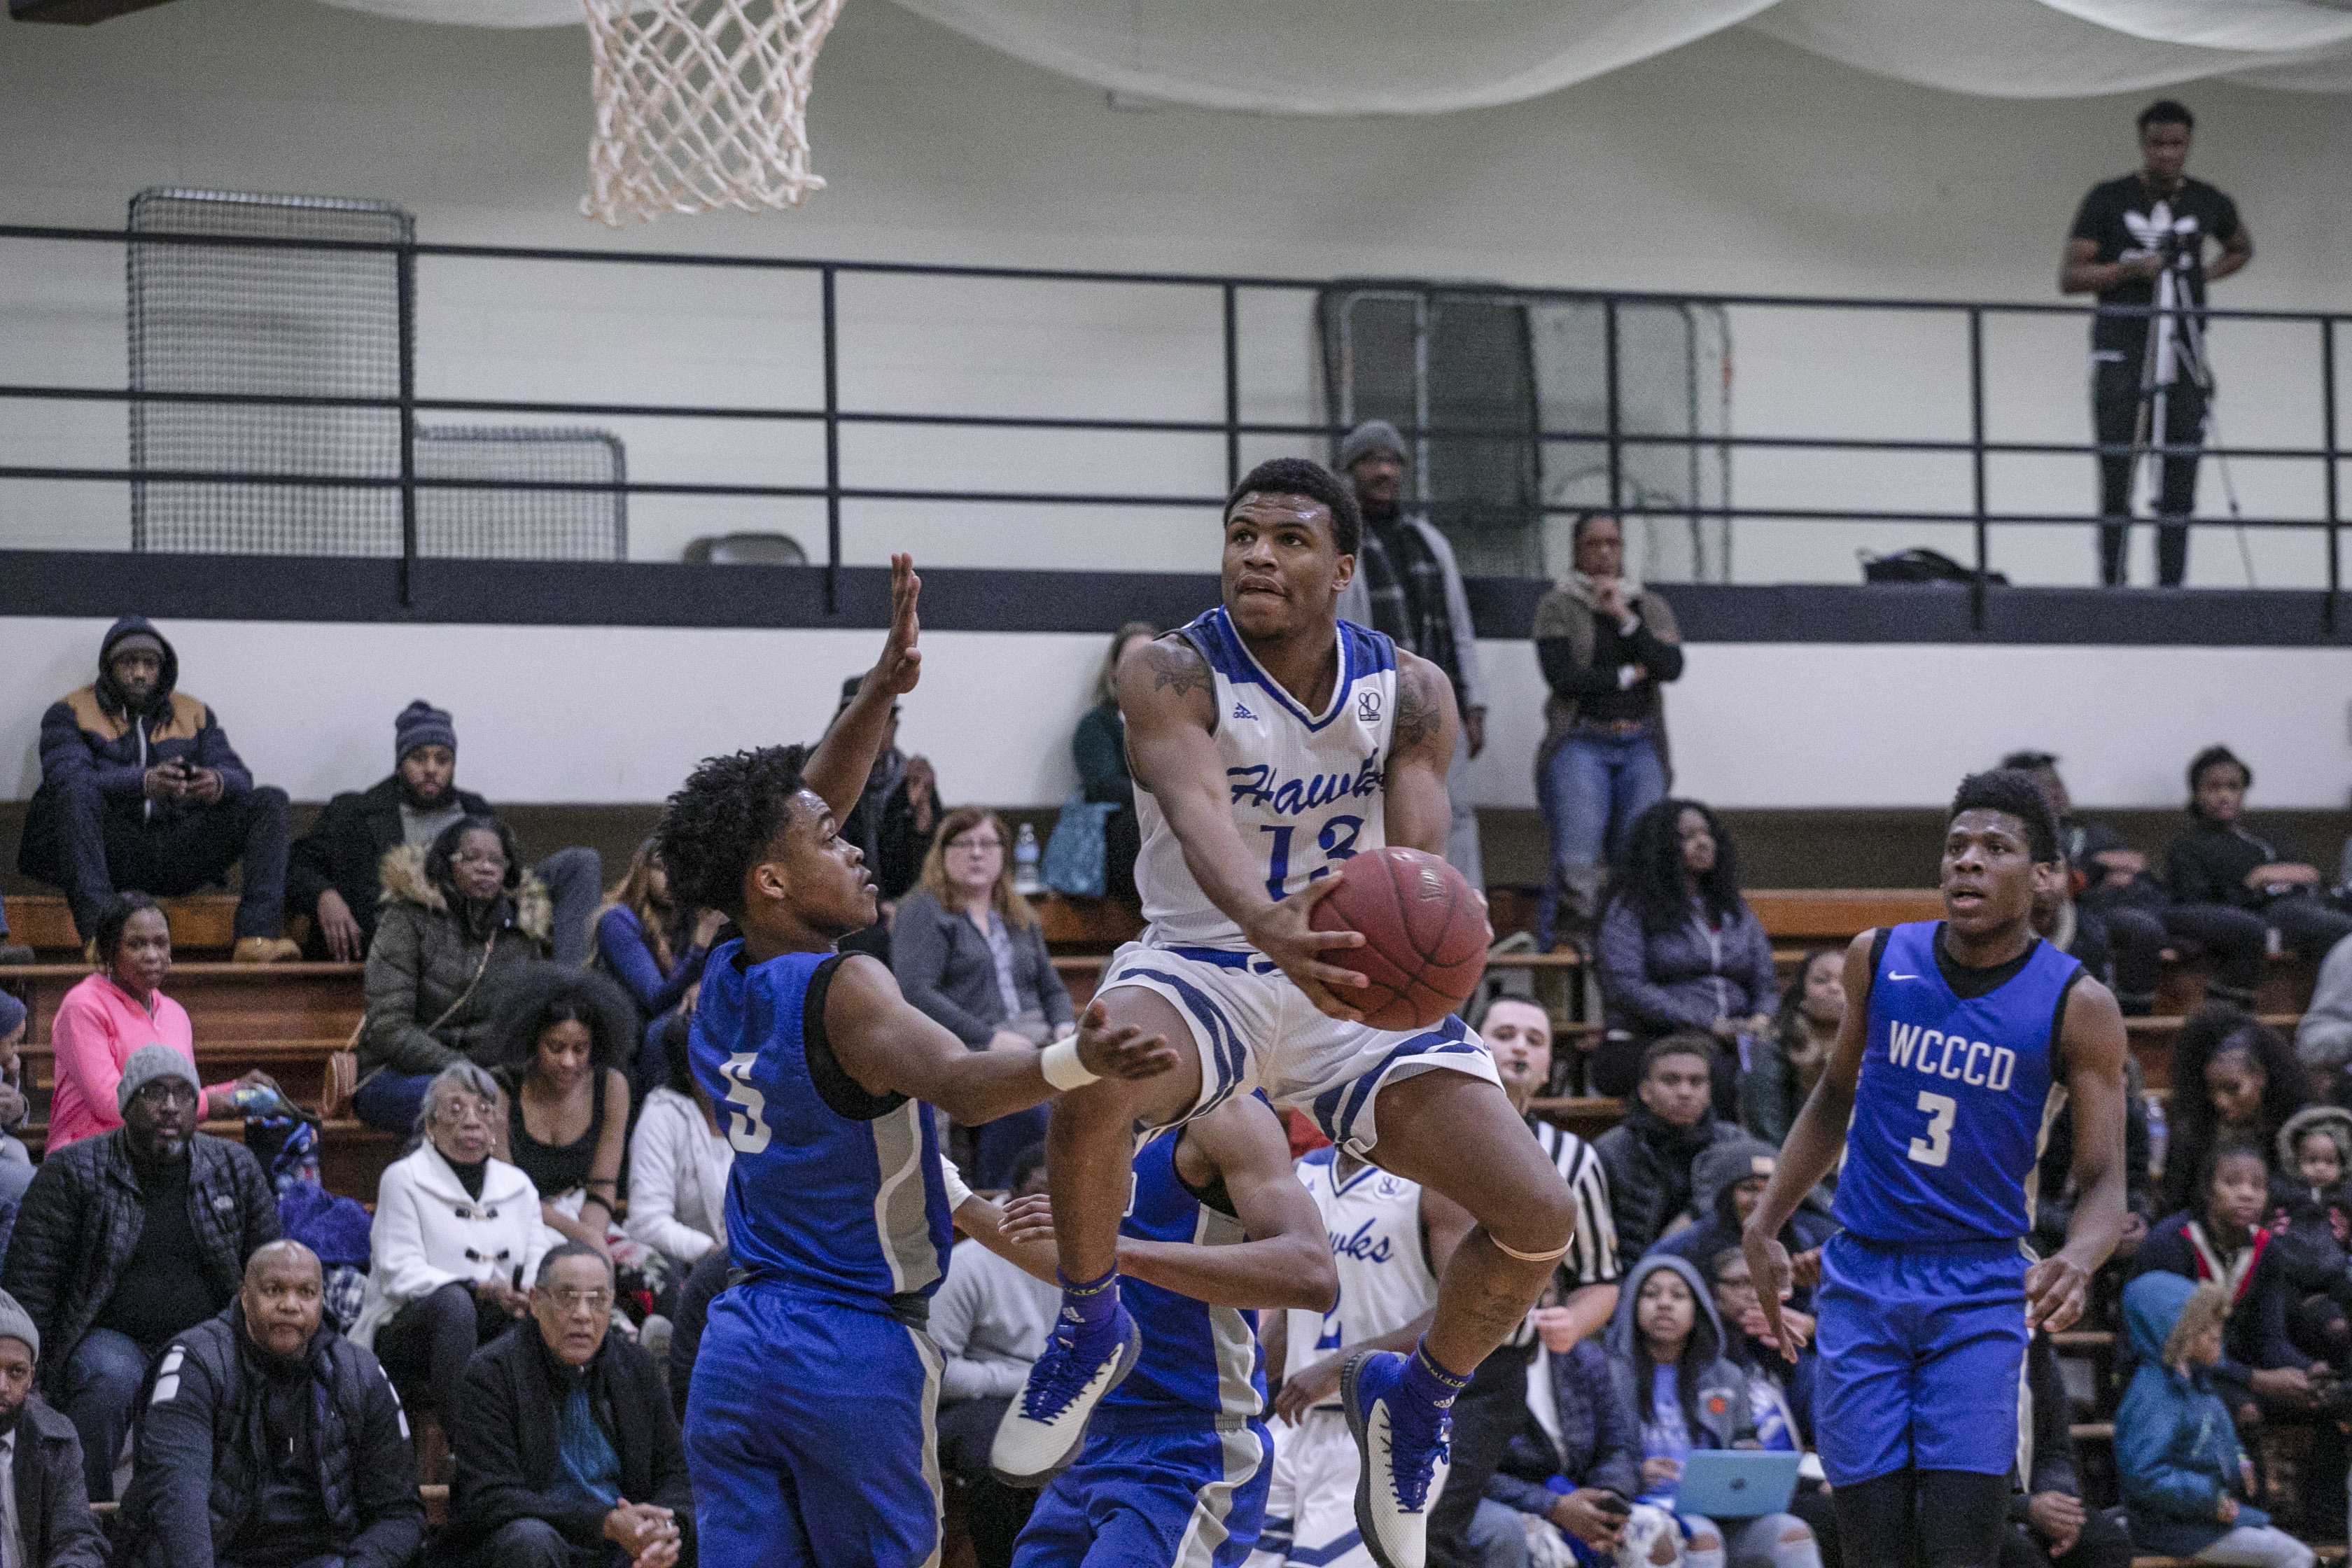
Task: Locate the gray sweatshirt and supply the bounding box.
[929,1238,1058,1405]
[2296,931,2352,1071]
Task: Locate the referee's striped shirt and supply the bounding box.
[1502,1116,1621,1349]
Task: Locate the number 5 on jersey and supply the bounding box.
[720,1050,774,1154]
[1909,1091,1956,1168]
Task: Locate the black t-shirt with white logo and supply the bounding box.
[2068,173,2241,354]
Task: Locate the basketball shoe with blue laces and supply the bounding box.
[1342,1348,1456,1568]
[989,1295,1142,1486]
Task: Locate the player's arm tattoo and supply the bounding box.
[1392,662,1446,756]
[1142,636,1211,699]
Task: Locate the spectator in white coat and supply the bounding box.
[624,1014,732,1272]
[351,1060,547,1420]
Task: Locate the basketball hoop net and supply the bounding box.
[578,0,848,226]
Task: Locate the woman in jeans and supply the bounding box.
[1594,799,1778,1102]
[1532,512,1684,951]
[890,806,1075,1188]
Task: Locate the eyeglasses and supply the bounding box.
[131,1080,200,1109]
[435,1099,496,1127]
[546,1287,615,1315]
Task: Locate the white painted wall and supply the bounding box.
[1,1,2348,585]
[6,617,2346,810]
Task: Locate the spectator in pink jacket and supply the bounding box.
[46,893,272,1151]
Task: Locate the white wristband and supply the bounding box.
[1040,1035,1099,1091]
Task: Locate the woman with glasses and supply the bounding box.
[47,890,276,1151]
[356,814,552,1134]
[890,806,1076,1187]
[351,1059,545,1421]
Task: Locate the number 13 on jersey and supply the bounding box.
[1909,1091,1956,1168]
[1260,814,1364,902]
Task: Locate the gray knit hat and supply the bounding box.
[395,700,457,764]
[116,1043,202,1115]
[0,1289,35,1361]
[1337,419,1409,473]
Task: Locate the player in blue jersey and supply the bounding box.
[653,554,1179,1568]
[995,1093,1334,1567]
[1742,769,2130,1568]
[993,461,1579,1568]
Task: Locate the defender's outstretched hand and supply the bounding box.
[1242,875,1371,1023]
[1073,999,1180,1082]
[871,552,923,697]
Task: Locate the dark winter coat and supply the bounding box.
[2165,816,2313,914]
[1,1128,281,1403]
[1597,898,1779,1040]
[2031,1070,2155,1260]
[1592,1105,1749,1261]
[286,774,495,950]
[2265,1105,2352,1294]
[358,844,552,1079]
[6,1395,106,1568]
[113,1303,421,1568]
[449,1320,694,1563]
[2132,1210,2308,1389]
[22,617,255,864]
[1485,1339,1642,1516]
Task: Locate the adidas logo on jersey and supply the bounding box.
[1232,701,1257,720]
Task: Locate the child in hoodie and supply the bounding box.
[2116,1275,2314,1568]
[1606,1256,1821,1568]
[2267,1106,2352,1364]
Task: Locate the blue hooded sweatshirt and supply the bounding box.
[2115,1270,2269,1556]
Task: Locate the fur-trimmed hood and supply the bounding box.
[376,842,551,943]
[2276,1104,2352,1174]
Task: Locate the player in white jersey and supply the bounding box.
[1250,1147,1474,1568]
[993,458,1580,1568]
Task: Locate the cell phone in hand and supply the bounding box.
[1591,1493,1631,1517]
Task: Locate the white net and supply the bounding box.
[578,0,848,226]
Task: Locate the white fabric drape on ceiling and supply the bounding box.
[310,0,2352,105]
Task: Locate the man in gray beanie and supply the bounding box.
[1333,419,1488,888]
[0,1286,108,1568]
[3,1042,280,1502]
[287,699,601,963]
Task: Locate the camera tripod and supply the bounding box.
[2127,234,2250,585]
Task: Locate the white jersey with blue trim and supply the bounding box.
[1135,606,1398,951]
[1281,1146,1439,1410]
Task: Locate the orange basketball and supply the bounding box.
[1308,846,1489,1032]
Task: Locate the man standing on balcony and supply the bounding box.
[1334,419,1488,890]
[2062,99,2252,589]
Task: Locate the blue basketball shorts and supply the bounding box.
[1010,1416,1273,1568]
[685,1281,944,1568]
[1812,1232,2030,1487]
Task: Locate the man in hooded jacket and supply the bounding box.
[19,617,297,960]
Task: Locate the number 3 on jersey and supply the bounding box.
[1261,814,1364,902]
[1909,1091,1956,1168]
[720,1050,774,1154]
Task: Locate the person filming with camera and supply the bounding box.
[2061,99,2252,590]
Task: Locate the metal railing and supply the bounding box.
[0,218,2344,630]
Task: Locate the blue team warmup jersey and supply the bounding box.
[1833,920,2081,1246]
[1012,1128,1273,1568]
[1814,920,2086,1488]
[1097,1129,1267,1429]
[689,943,953,1310]
[685,943,959,1567]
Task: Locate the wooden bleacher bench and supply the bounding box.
[2132,1553,2346,1568]
[3,892,244,960]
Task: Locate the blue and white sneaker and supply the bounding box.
[989,1301,1142,1487]
[1341,1349,1453,1568]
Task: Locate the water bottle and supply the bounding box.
[1014,822,1042,896]
[2143,1091,2167,1184]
